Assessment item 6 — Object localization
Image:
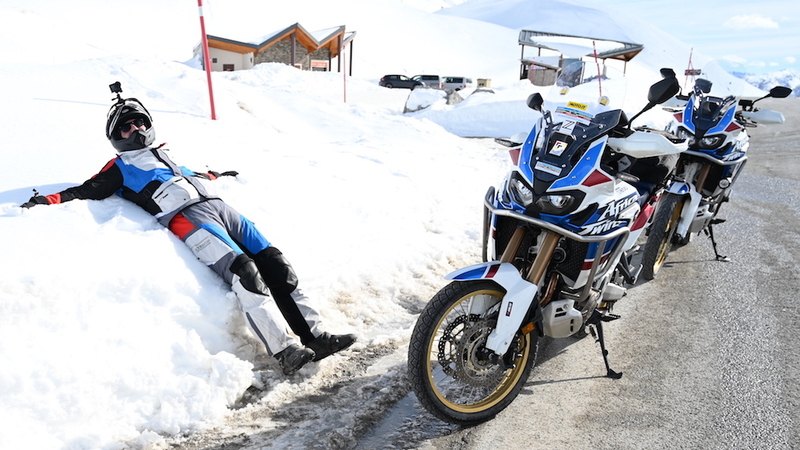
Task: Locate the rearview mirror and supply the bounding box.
[769,86,792,99]
[648,76,681,105]
[626,71,680,126]
[526,93,544,112]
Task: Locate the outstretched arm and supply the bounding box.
[20,159,124,208]
[187,169,239,180]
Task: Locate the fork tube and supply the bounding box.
[694,164,711,195]
[526,231,560,285]
[499,226,527,264]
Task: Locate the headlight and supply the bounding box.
[699,134,724,149]
[675,127,695,145]
[509,178,534,206]
[535,194,575,214]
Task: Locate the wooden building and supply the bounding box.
[194,23,356,74]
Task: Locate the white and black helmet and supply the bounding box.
[106,97,155,151]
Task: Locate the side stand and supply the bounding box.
[588,310,623,379]
[705,220,730,262]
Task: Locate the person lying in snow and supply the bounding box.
[20,84,355,376]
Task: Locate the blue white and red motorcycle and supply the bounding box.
[408,62,686,424]
[640,64,792,279]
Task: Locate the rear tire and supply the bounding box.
[641,192,684,280]
[408,280,538,424]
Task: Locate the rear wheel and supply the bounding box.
[408,280,538,424]
[641,192,684,280]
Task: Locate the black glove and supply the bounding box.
[209,170,239,178]
[21,195,49,208]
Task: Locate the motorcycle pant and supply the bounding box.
[230,255,296,355]
[168,200,322,354]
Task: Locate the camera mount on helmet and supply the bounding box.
[109,81,124,104]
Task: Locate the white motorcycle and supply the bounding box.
[408,62,687,424]
[640,63,791,279]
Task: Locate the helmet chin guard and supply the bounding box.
[110,125,157,151]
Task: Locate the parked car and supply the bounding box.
[412,74,443,89]
[443,76,473,91]
[379,74,423,89]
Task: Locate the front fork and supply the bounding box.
[448,227,557,356]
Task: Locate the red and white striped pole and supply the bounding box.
[197,0,217,120]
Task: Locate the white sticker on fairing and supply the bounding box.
[559,120,576,132]
[549,140,568,156]
[579,195,637,235]
[534,160,562,176]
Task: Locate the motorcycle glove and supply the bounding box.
[208,170,239,179]
[20,195,49,208]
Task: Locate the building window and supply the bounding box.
[212,58,218,63]
[223,64,235,71]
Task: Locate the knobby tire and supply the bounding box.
[641,192,683,280]
[408,280,538,424]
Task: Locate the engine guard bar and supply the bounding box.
[484,186,630,299]
[684,150,747,166]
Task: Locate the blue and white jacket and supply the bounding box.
[43,146,219,225]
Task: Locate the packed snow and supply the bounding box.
[0,0,778,449]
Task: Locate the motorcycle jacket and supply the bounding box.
[41,146,218,225]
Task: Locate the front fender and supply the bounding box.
[447,262,539,355]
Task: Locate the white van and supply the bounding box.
[443,76,473,91]
[412,74,443,89]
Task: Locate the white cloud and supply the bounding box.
[721,54,748,65]
[786,56,798,64]
[723,14,779,30]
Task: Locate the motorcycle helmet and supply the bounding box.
[106,97,155,151]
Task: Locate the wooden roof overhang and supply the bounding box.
[206,35,258,54]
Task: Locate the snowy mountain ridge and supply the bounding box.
[733,69,800,96]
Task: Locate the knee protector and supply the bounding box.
[254,246,299,295]
[230,253,270,296]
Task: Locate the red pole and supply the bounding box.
[197,0,217,120]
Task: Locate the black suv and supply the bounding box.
[379,75,423,89]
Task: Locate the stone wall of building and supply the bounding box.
[254,39,331,70]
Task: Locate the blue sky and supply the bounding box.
[587,0,800,74]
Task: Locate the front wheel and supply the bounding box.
[641,192,684,280]
[408,280,538,424]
